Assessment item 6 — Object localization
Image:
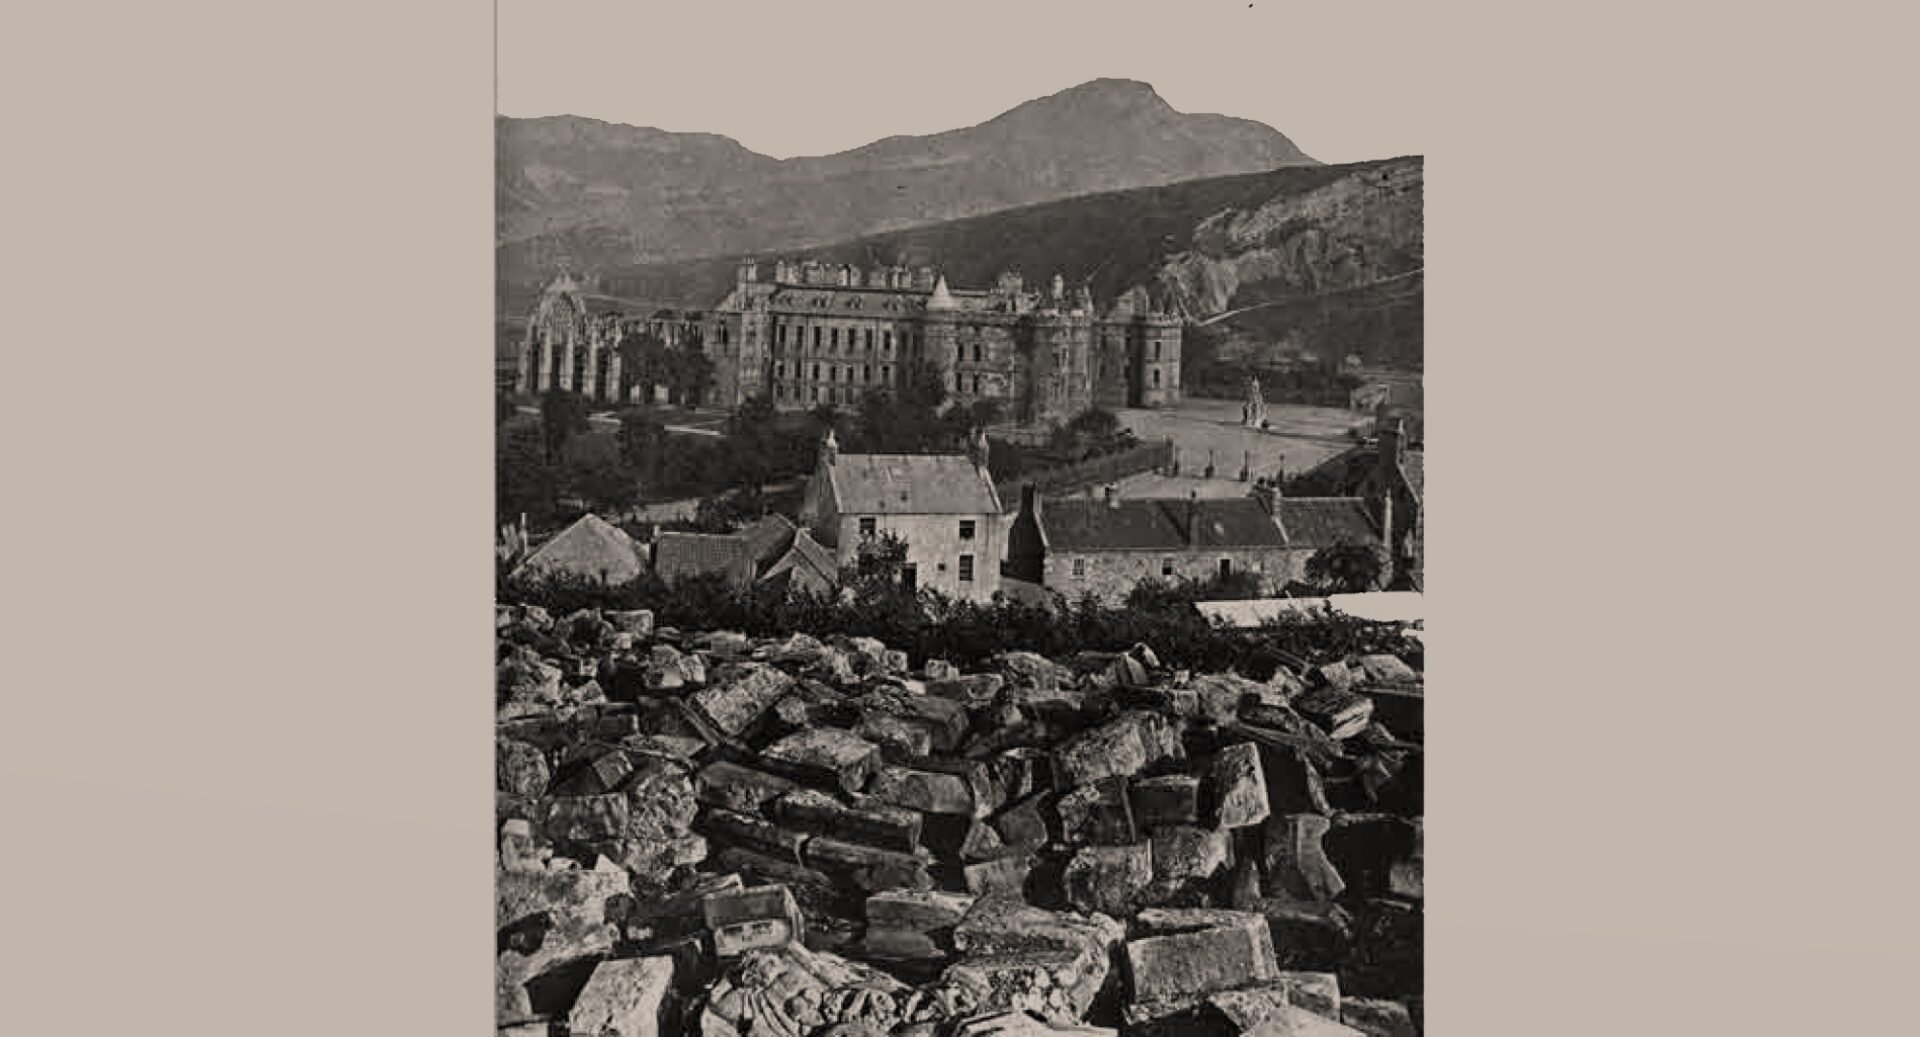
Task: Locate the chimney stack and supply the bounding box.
[1186,490,1200,546]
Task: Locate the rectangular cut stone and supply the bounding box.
[761,728,881,795]
[1208,973,1343,1026]
[1212,743,1271,829]
[992,793,1052,850]
[857,712,935,758]
[869,765,975,815]
[695,761,796,814]
[1125,912,1281,1002]
[567,955,674,1037]
[1152,824,1232,881]
[804,836,934,892]
[1063,842,1153,916]
[1056,776,1136,846]
[1291,686,1374,741]
[702,884,804,957]
[867,889,977,931]
[1262,814,1345,902]
[963,854,1032,896]
[689,664,794,736]
[1051,712,1181,790]
[1131,774,1201,828]
[713,846,834,890]
[902,754,1008,818]
[696,808,808,863]
[855,692,970,752]
[773,787,923,852]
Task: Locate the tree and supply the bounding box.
[616,330,670,405]
[899,358,948,412]
[1305,541,1387,594]
[615,408,670,488]
[540,389,592,463]
[668,343,715,407]
[497,423,560,529]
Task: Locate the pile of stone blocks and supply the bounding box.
[495,604,1425,1036]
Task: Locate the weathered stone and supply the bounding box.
[867,890,976,932]
[991,794,1051,851]
[699,809,809,863]
[567,955,675,1037]
[929,673,1006,708]
[689,663,794,736]
[992,747,1048,802]
[857,712,935,757]
[498,738,550,799]
[959,819,1010,863]
[546,793,629,843]
[869,765,974,816]
[1052,712,1181,790]
[1189,673,1264,726]
[925,659,960,681]
[625,759,699,833]
[643,644,697,692]
[1152,825,1231,881]
[1125,909,1280,1001]
[860,926,945,962]
[715,846,835,891]
[1062,842,1153,915]
[1055,777,1135,845]
[805,837,935,892]
[1310,661,1353,692]
[498,647,565,706]
[605,608,654,635]
[1130,774,1201,828]
[943,949,1104,1028]
[1208,972,1342,1022]
[763,728,882,795]
[954,1010,1117,1037]
[953,897,1126,960]
[1353,654,1416,684]
[994,651,1076,692]
[1290,687,1373,741]
[1338,998,1416,1037]
[1262,814,1345,902]
[883,650,911,673]
[704,884,806,957]
[1258,744,1335,817]
[1217,1001,1364,1036]
[773,788,923,852]
[1212,743,1271,829]
[696,761,797,814]
[963,855,1032,896]
[499,817,540,873]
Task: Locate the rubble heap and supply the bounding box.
[497,605,1424,1037]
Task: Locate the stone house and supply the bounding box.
[653,514,838,597]
[1005,481,1380,605]
[797,429,1006,603]
[1290,419,1423,590]
[508,513,650,586]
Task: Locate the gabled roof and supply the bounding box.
[653,532,758,587]
[1276,498,1379,549]
[509,514,648,585]
[1040,497,1287,553]
[761,528,839,590]
[735,514,799,567]
[826,452,1001,516]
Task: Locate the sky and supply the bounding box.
[497,0,1434,165]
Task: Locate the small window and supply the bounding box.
[883,331,892,352]
[958,554,974,582]
[959,520,976,540]
[1072,558,1086,577]
[1153,369,1161,387]
[1162,557,1174,577]
[813,327,821,348]
[864,364,871,383]
[813,363,821,380]
[859,517,876,537]
[1219,558,1233,578]
[865,329,874,351]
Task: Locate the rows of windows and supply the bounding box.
[850,519,977,583]
[773,321,908,357]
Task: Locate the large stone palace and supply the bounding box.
[514,259,1184,424]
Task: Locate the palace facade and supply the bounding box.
[513,259,1184,425]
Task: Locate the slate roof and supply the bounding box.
[762,528,839,591]
[509,514,648,585]
[654,532,759,587]
[736,514,800,566]
[1276,498,1379,549]
[1040,497,1288,553]
[827,453,1001,516]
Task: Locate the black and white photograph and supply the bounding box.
[494,3,1424,1035]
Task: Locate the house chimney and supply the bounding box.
[1252,477,1280,516]
[819,427,839,468]
[1379,489,1396,590]
[1186,490,1200,546]
[969,426,991,471]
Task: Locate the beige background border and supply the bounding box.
[5,1,1913,1033]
